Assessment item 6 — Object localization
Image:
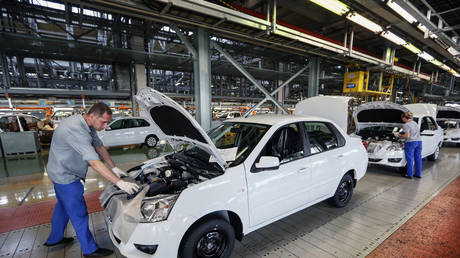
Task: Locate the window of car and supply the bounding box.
[421,117,437,131]
[109,119,124,130]
[207,122,271,167]
[257,123,305,164]
[138,119,150,127]
[23,116,39,131]
[303,122,342,155]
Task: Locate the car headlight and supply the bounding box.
[140,195,178,223]
[386,144,403,151]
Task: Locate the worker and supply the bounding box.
[45,103,139,257]
[395,111,422,179]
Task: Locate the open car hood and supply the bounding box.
[437,106,460,121]
[404,103,437,119]
[354,102,409,131]
[135,88,226,170]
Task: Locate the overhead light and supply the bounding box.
[417,24,428,33]
[447,47,460,56]
[429,33,438,39]
[346,12,383,33]
[418,51,434,61]
[440,64,450,71]
[449,69,457,75]
[309,0,349,15]
[403,43,421,54]
[430,59,442,66]
[453,72,460,77]
[386,1,417,24]
[381,31,407,45]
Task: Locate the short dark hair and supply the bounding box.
[88,103,112,117]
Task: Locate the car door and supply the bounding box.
[246,123,311,227]
[420,116,437,157]
[120,118,139,144]
[134,119,152,143]
[101,119,125,146]
[303,121,346,201]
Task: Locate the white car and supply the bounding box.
[294,97,443,170]
[99,88,368,258]
[356,102,443,169]
[97,117,164,148]
[437,106,460,146]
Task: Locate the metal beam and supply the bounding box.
[308,56,320,97]
[194,28,212,130]
[170,23,197,57]
[211,41,288,114]
[243,64,309,117]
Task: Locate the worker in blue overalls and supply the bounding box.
[45,103,139,257]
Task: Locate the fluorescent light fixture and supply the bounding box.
[430,59,442,66]
[453,72,460,77]
[418,51,434,61]
[449,69,456,75]
[447,47,460,56]
[310,0,350,15]
[403,43,421,54]
[381,31,407,45]
[346,12,383,33]
[417,24,428,33]
[387,1,417,24]
[440,64,450,71]
[429,33,438,39]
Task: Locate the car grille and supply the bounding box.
[452,138,460,141]
[368,158,382,162]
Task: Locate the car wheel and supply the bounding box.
[329,174,354,208]
[428,145,440,161]
[180,218,235,258]
[144,135,158,148]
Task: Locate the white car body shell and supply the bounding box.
[436,106,460,145]
[102,88,368,258]
[294,97,443,168]
[97,117,164,147]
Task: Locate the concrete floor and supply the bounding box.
[0,146,458,257]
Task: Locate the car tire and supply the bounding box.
[329,174,354,208]
[179,218,235,258]
[428,145,440,161]
[144,135,158,148]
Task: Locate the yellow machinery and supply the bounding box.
[343,70,395,99]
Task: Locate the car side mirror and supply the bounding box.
[105,126,112,131]
[255,156,280,170]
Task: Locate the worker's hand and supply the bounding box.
[112,167,128,177]
[393,132,400,137]
[116,180,140,194]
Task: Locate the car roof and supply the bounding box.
[225,114,330,126]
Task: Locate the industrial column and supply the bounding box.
[308,56,320,97]
[194,28,212,130]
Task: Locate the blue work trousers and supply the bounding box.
[405,141,422,177]
[46,180,98,254]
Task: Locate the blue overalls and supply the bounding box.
[404,141,422,177]
[45,115,104,254]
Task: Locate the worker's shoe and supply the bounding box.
[44,237,74,247]
[403,174,413,179]
[414,175,422,178]
[84,248,114,257]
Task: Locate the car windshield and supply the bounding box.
[181,122,270,168]
[437,120,458,129]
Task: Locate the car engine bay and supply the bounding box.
[125,152,224,199]
[356,126,404,153]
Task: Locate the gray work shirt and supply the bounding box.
[403,120,421,142]
[46,115,103,184]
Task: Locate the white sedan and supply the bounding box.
[437,106,460,146]
[99,88,368,258]
[294,97,444,171]
[97,117,164,148]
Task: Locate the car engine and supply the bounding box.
[357,126,404,153]
[125,152,224,198]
